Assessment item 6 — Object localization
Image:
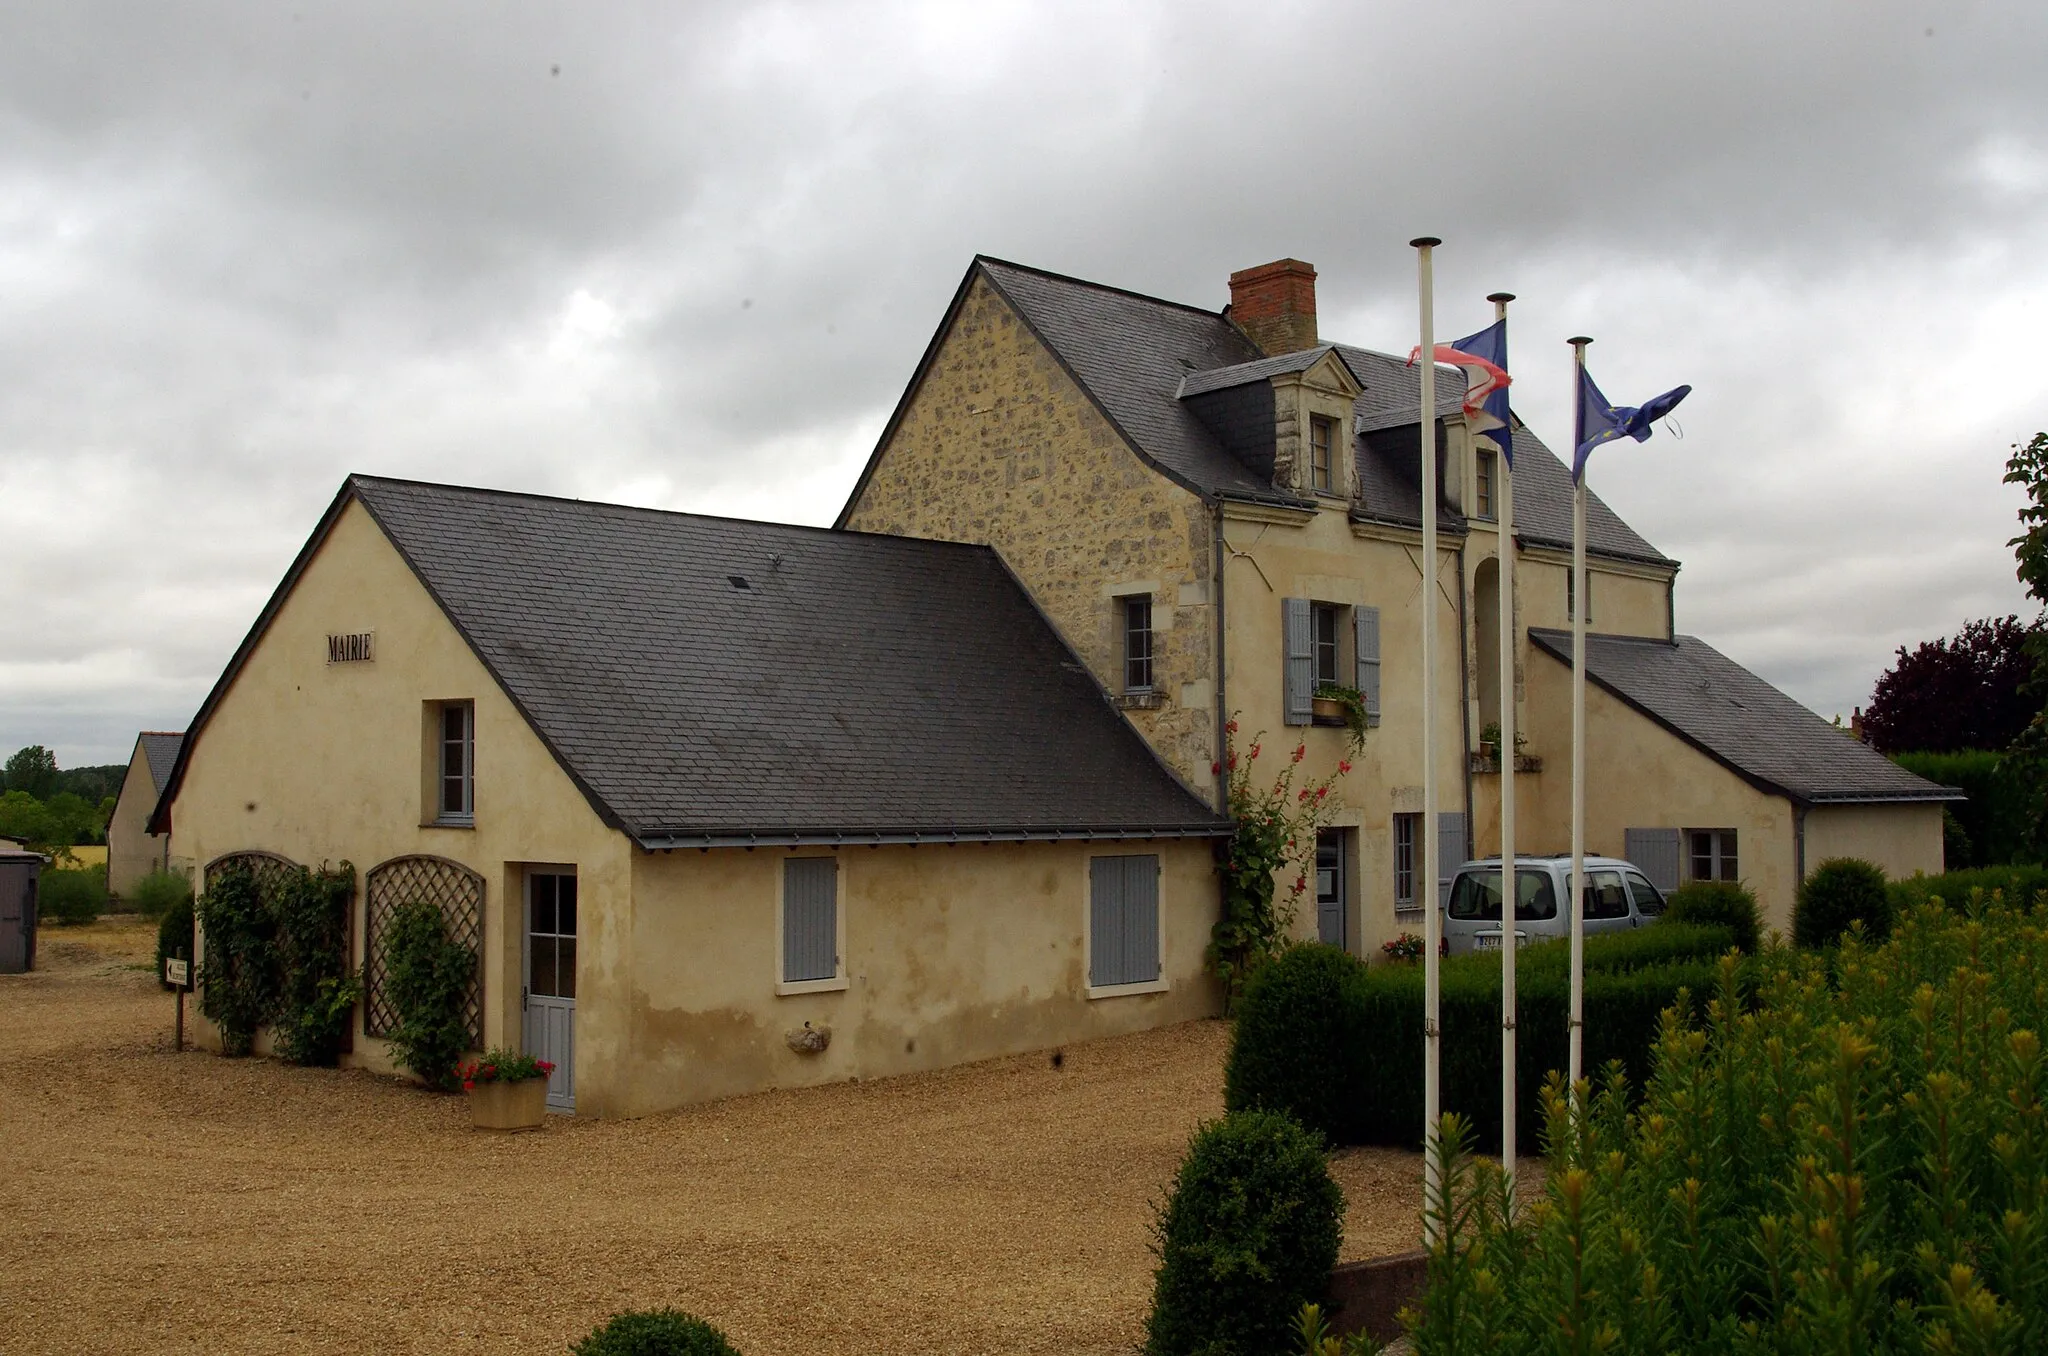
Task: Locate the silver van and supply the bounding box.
[1442,855,1667,955]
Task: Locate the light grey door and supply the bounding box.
[1316,831,1345,949]
[523,870,576,1112]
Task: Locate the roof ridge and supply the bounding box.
[973,255,1228,322]
[346,474,1002,557]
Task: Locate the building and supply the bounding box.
[838,255,1956,942]
[106,731,184,897]
[150,477,1230,1116]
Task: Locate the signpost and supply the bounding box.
[166,950,191,1051]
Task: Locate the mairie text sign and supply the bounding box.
[327,631,375,664]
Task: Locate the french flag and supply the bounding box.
[1409,318,1512,461]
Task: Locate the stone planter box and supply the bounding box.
[469,1077,548,1131]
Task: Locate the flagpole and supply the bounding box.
[1568,336,1592,1103]
[1412,236,1443,1237]
[1492,291,1517,1186]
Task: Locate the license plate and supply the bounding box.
[1477,934,1501,951]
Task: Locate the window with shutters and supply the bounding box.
[1088,853,1163,995]
[1121,595,1154,693]
[1687,829,1739,883]
[1624,827,1682,894]
[778,857,845,994]
[1284,598,1383,727]
[1393,813,1420,908]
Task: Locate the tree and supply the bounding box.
[1862,615,2039,753]
[2,745,58,800]
[1999,431,2048,854]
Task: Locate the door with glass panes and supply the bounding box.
[523,870,576,1111]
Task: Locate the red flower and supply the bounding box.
[1298,789,1310,801]
[1224,719,1238,734]
[1292,744,1305,763]
[1248,743,1261,759]
[463,1080,475,1092]
[483,1065,496,1078]
[1293,876,1307,893]
[1338,760,1352,774]
[1226,754,1238,771]
[1315,786,1328,800]
[1210,761,1221,775]
[539,1062,555,1074]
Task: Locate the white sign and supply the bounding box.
[165,957,189,987]
[326,631,375,664]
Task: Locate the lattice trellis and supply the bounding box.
[203,850,302,901]
[362,855,485,1045]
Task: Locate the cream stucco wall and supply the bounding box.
[167,498,631,1088]
[615,839,1220,1117]
[107,744,173,898]
[841,276,1220,794]
[1805,803,1946,885]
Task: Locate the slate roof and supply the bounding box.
[138,733,184,795]
[1528,629,1961,806]
[158,477,1231,848]
[1176,345,1363,398]
[947,259,1670,565]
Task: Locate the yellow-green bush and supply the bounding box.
[1405,899,2048,1352]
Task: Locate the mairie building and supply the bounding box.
[151,255,1955,1117]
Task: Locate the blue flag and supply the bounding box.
[1449,318,1513,466]
[1573,366,1690,482]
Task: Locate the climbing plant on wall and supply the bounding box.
[384,897,478,1091]
[196,858,360,1064]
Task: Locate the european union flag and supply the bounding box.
[1573,366,1690,482]
[1449,318,1513,466]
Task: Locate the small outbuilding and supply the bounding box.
[0,847,42,973]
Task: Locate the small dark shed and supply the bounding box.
[0,849,42,973]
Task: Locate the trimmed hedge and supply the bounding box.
[1143,1109,1342,1356]
[1890,749,2028,867]
[1793,857,1891,948]
[1224,924,1733,1152]
[1663,879,1762,953]
[40,866,107,926]
[1890,863,2048,913]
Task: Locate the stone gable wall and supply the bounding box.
[842,276,1218,797]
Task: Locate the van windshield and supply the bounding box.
[1447,868,1559,922]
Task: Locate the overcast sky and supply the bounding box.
[3,0,2045,768]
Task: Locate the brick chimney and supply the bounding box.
[1228,258,1319,356]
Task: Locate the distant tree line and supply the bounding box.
[0,744,122,851]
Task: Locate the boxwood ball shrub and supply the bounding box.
[39,866,107,926]
[1793,856,1892,948]
[571,1310,740,1356]
[1663,878,1762,952]
[1223,943,1368,1144]
[1144,1109,1343,1356]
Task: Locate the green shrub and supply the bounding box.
[571,1309,741,1356]
[1891,748,2028,866]
[1224,944,1369,1143]
[1662,879,1762,952]
[1409,899,2048,1350]
[384,897,476,1090]
[38,866,107,926]
[271,864,358,1067]
[196,863,277,1056]
[156,895,195,991]
[1224,924,1729,1152]
[1144,1109,1343,1356]
[1793,856,1892,948]
[1890,863,2048,914]
[130,868,192,921]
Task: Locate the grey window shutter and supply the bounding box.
[783,858,838,982]
[1090,855,1160,986]
[1353,605,1381,726]
[1437,812,1467,909]
[1283,597,1313,726]
[1624,828,1682,894]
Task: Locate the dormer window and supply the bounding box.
[1475,450,1496,520]
[1310,416,1335,493]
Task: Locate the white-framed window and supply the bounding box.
[1310,414,1336,493]
[1393,813,1420,909]
[1688,829,1738,882]
[1312,602,1343,687]
[1087,853,1164,996]
[1567,570,1593,623]
[1122,594,1154,693]
[778,856,846,994]
[1283,599,1382,727]
[1475,450,1496,520]
[435,701,474,826]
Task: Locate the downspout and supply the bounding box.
[1213,500,1229,814]
[1794,800,1809,888]
[1456,537,1474,851]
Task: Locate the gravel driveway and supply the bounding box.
[1,921,1432,1355]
